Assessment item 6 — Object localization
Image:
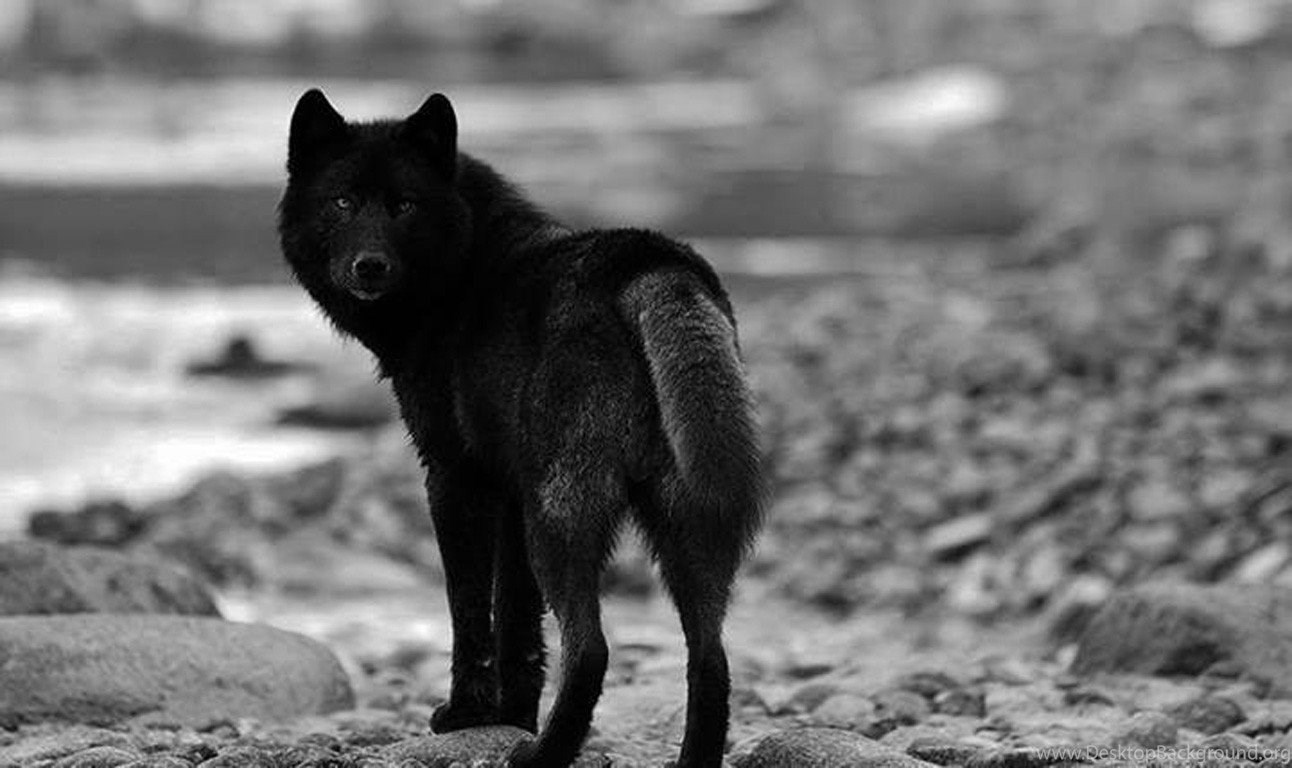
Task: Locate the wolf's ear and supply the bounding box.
[404,93,458,179]
[288,89,348,175]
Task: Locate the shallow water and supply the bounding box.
[0,273,376,530]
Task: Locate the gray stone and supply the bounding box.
[0,541,219,617]
[893,671,961,700]
[734,728,938,768]
[809,693,876,729]
[1167,695,1246,735]
[933,688,986,717]
[275,377,396,430]
[193,747,277,768]
[381,728,533,767]
[50,746,143,768]
[905,736,986,766]
[1199,732,1260,755]
[1111,711,1178,749]
[872,690,931,725]
[778,682,844,715]
[0,615,353,728]
[1072,583,1292,696]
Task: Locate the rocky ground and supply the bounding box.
[3,234,1292,766]
[6,543,1292,767]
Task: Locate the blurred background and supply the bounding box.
[4,0,1292,677]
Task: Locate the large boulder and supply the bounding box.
[0,615,353,728]
[0,541,219,617]
[1071,583,1292,695]
[734,728,937,768]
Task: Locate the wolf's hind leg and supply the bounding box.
[506,468,624,768]
[639,500,740,768]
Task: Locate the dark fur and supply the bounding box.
[278,89,764,768]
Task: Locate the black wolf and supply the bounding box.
[278,89,764,768]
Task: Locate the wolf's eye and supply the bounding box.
[396,200,417,216]
[332,196,353,212]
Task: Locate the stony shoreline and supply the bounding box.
[4,539,1292,766]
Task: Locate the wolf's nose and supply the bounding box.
[352,252,391,282]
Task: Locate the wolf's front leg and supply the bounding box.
[427,476,501,732]
[495,502,546,733]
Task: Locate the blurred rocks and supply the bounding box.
[933,688,986,718]
[1072,583,1292,695]
[748,241,1292,616]
[27,501,147,548]
[185,335,312,380]
[1111,711,1178,749]
[275,378,396,431]
[810,693,877,729]
[872,689,932,728]
[1166,695,1246,735]
[0,541,217,617]
[0,615,353,728]
[27,448,434,591]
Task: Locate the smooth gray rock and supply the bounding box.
[381,728,533,767]
[51,746,145,768]
[1072,583,1292,695]
[0,615,353,728]
[734,728,938,768]
[1166,695,1245,735]
[0,541,219,617]
[191,747,277,768]
[1111,711,1178,749]
[0,727,135,766]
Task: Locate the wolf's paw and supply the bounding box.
[503,739,539,767]
[428,700,498,733]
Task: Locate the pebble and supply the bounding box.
[874,690,932,725]
[896,672,963,700]
[1167,696,1246,735]
[777,681,842,715]
[118,758,194,768]
[50,747,144,768]
[193,747,276,767]
[810,693,877,729]
[934,688,987,717]
[906,736,986,766]
[1112,711,1179,749]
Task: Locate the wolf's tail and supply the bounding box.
[619,268,764,543]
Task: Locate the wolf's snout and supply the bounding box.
[343,251,397,301]
[352,252,392,282]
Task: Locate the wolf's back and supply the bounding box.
[618,268,764,544]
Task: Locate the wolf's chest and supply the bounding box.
[391,359,523,474]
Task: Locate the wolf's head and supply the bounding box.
[278,89,470,344]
